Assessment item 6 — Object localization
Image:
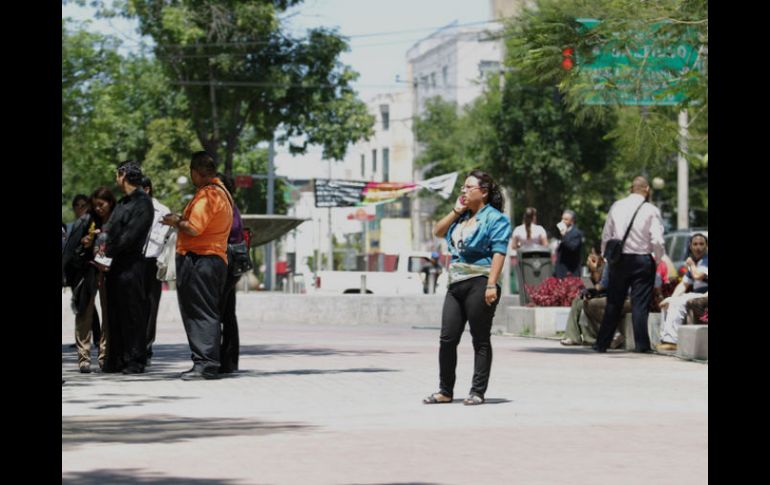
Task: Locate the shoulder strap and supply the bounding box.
[203,182,235,209]
[621,201,646,246]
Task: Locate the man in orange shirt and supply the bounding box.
[162,151,233,380]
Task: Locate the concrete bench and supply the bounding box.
[676,325,708,360]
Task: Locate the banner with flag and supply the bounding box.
[314,172,458,208]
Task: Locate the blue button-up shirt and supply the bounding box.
[445,204,512,284]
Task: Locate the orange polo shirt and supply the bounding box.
[176,178,233,263]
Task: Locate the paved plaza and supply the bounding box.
[63,313,707,484]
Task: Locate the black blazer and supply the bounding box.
[554,226,583,278]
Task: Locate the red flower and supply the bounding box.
[700,309,708,323]
[525,276,585,307]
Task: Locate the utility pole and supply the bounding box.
[265,138,275,290]
[677,109,689,229]
[327,159,334,270]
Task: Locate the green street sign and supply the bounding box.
[575,18,702,105]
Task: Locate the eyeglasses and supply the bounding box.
[461,185,481,192]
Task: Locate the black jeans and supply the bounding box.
[438,277,500,398]
[176,253,227,373]
[595,254,656,352]
[219,272,241,372]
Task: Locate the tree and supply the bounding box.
[504,0,707,229]
[109,0,374,176]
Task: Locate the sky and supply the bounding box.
[61,1,496,177]
[62,0,493,97]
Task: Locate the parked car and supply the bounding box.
[310,251,447,295]
[663,228,708,277]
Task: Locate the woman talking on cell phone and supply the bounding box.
[423,169,512,406]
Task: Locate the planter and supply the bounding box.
[505,306,571,337]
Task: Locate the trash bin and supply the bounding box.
[516,245,553,305]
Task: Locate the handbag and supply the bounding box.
[604,201,646,265]
[205,183,254,278]
[156,229,178,281]
[227,240,253,277]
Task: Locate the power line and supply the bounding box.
[155,19,503,49]
[169,80,485,90]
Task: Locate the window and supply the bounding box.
[421,76,429,90]
[380,104,390,131]
[442,66,448,86]
[478,60,501,79]
[430,72,436,88]
[372,149,377,173]
[383,148,390,182]
[360,154,365,178]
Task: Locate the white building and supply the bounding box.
[275,89,415,272]
[406,22,503,251]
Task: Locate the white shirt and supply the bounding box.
[512,223,547,249]
[143,198,172,259]
[601,193,665,261]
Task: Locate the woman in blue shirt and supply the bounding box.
[423,169,512,405]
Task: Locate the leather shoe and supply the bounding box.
[122,365,145,375]
[79,363,91,374]
[609,332,626,349]
[656,342,677,352]
[592,345,607,353]
[180,367,219,380]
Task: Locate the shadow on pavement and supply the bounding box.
[240,367,399,377]
[62,468,241,484]
[62,414,312,450]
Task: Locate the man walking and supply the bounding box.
[594,176,665,353]
[162,151,232,380]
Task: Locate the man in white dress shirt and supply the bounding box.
[141,176,172,365]
[594,176,665,353]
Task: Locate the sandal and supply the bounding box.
[423,392,452,404]
[463,394,485,406]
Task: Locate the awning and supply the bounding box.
[241,215,309,247]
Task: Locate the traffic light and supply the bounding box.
[561,47,574,70]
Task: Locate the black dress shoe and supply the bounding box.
[122,365,145,374]
[592,345,607,353]
[181,369,219,381]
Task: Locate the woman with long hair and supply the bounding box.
[423,169,512,405]
[66,187,116,373]
[511,207,548,249]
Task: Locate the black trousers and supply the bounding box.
[144,257,162,359]
[438,277,501,398]
[176,253,227,373]
[595,254,656,352]
[220,272,241,372]
[105,254,149,372]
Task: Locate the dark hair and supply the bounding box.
[89,186,117,222]
[217,172,235,195]
[117,160,144,186]
[523,207,537,239]
[71,194,88,209]
[140,175,153,196]
[191,151,217,177]
[689,233,708,247]
[467,169,504,212]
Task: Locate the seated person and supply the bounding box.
[656,233,708,351]
[421,252,443,294]
[561,247,629,348]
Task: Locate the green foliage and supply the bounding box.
[119,0,374,173]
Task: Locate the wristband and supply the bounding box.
[486,285,497,289]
